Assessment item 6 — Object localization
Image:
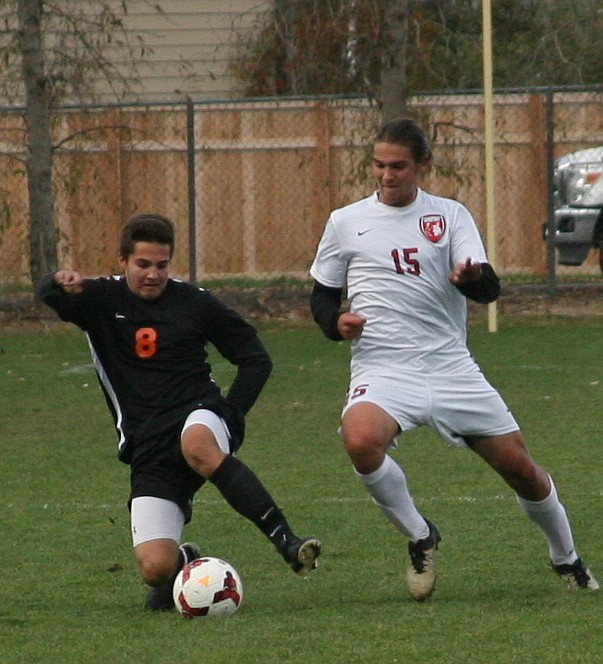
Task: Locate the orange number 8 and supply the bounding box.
[135,327,157,358]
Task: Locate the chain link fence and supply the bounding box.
[1,88,602,288]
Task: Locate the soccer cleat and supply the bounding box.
[179,542,202,567]
[552,557,599,590]
[144,542,201,612]
[406,519,441,601]
[277,535,322,576]
[144,582,177,612]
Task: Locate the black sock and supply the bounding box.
[210,455,294,549]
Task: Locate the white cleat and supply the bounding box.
[406,520,441,601]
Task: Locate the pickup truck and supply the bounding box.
[547,146,603,268]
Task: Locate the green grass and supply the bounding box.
[1,316,602,663]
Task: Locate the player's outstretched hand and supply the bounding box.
[448,258,482,286]
[337,312,367,340]
[54,270,85,294]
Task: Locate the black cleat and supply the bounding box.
[276,535,322,576]
[178,542,202,567]
[552,557,599,590]
[144,542,201,612]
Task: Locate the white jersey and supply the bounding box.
[310,189,489,377]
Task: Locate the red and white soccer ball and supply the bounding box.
[173,556,243,618]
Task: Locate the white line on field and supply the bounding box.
[4,490,603,511]
[59,364,95,375]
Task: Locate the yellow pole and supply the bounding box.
[482,0,498,332]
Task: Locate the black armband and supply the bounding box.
[454,263,500,304]
[310,281,344,340]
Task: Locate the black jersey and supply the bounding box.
[37,275,273,460]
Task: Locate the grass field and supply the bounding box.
[1,315,602,663]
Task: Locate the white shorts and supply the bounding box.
[130,409,231,547]
[130,496,185,547]
[181,409,231,454]
[342,366,519,448]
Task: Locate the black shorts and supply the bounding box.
[126,399,245,523]
[128,414,204,524]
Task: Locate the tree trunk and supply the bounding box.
[274,0,305,95]
[18,0,57,286]
[379,0,409,121]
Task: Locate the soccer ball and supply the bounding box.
[173,556,243,618]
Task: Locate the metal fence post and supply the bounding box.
[545,88,556,294]
[186,97,197,285]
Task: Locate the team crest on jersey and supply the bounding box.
[419,215,446,243]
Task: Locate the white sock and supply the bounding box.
[356,455,429,542]
[516,475,577,566]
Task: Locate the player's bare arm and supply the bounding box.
[54,270,85,294]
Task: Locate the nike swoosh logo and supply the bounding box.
[357,229,372,236]
[115,313,126,319]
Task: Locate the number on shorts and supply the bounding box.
[350,384,369,399]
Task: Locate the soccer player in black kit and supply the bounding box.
[37,213,321,611]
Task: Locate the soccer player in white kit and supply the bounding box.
[310,118,598,600]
